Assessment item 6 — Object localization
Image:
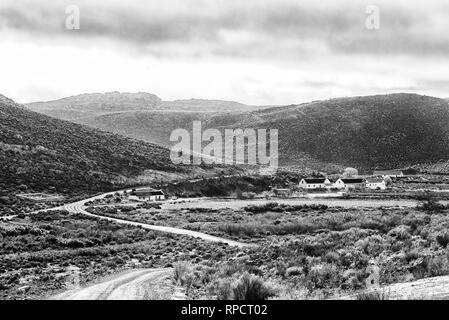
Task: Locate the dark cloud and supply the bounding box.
[1,0,449,62]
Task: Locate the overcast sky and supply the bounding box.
[1,0,449,105]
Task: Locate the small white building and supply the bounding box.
[365,177,387,190]
[299,178,331,190]
[132,188,165,201]
[334,178,365,190]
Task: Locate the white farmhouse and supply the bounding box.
[299,178,331,190]
[334,178,365,190]
[365,177,387,190]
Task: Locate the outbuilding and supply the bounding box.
[132,188,165,201]
[299,178,331,190]
[365,177,387,190]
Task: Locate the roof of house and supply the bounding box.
[301,178,327,183]
[133,188,164,196]
[366,177,385,183]
[340,178,365,184]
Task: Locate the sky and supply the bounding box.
[1,0,449,105]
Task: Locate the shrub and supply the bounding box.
[173,262,192,285]
[274,261,288,276]
[244,202,279,213]
[323,251,340,264]
[387,225,411,240]
[404,249,420,262]
[417,199,446,213]
[436,232,449,248]
[213,278,233,300]
[356,289,390,300]
[427,256,449,277]
[285,266,303,277]
[230,272,275,300]
[305,263,340,290]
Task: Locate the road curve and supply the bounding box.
[50,268,175,300]
[38,188,251,248]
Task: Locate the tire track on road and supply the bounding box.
[51,269,174,300]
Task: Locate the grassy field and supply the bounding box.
[0,210,241,300]
[4,184,449,300]
[87,199,449,299]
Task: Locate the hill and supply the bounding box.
[26,93,449,172]
[26,92,269,121]
[244,93,449,170]
[78,111,211,146]
[26,92,162,120]
[25,92,275,148]
[0,94,182,199]
[159,98,257,112]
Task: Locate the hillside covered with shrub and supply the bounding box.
[27,93,449,172]
[227,93,449,171]
[0,94,179,198]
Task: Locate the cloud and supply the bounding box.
[2,0,449,58]
[1,0,449,104]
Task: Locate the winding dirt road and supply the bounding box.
[31,188,251,248]
[45,188,250,300]
[50,268,178,300]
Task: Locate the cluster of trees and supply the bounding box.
[163,173,297,198]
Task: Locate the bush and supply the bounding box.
[387,225,411,240]
[173,262,194,293]
[417,199,446,213]
[213,278,233,300]
[244,202,279,213]
[230,272,275,300]
[356,289,390,300]
[305,263,340,290]
[285,266,303,277]
[427,255,449,277]
[243,202,328,214]
[436,233,449,248]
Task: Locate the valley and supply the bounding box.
[3,92,449,300]
[25,92,449,171]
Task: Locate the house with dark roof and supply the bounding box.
[132,188,165,201]
[334,178,365,190]
[299,178,331,190]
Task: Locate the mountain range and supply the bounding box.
[25,92,449,172]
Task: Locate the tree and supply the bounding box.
[342,167,358,178]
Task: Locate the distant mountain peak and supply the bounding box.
[25,92,270,120]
